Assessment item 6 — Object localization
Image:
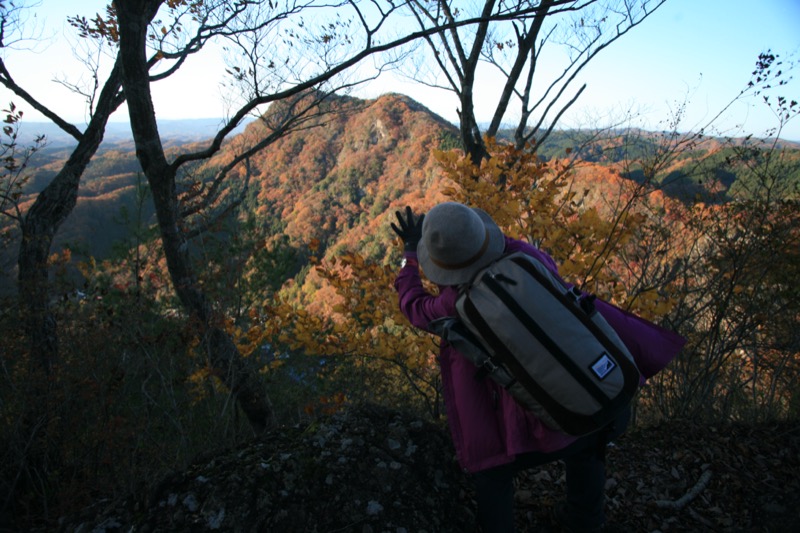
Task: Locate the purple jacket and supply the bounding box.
[394,237,686,473]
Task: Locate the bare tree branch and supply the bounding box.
[403,0,666,162]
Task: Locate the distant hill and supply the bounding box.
[16,118,254,149]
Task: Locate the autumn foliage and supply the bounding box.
[2,1,796,529]
[258,138,660,417]
[258,123,799,426]
[2,92,799,530]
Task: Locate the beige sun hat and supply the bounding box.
[417,202,505,285]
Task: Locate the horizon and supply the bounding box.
[17,89,800,144]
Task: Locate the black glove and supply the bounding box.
[391,206,425,252]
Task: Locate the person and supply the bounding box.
[390,202,686,533]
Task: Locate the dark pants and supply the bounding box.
[473,408,630,533]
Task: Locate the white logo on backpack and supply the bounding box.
[591,353,616,380]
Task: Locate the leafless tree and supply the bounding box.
[403,0,666,163]
[113,0,443,432]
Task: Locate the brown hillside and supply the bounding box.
[226,93,457,259]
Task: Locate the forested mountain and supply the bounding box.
[6,92,798,284]
[230,93,459,261]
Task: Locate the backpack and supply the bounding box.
[429,251,640,436]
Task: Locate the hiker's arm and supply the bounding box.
[394,255,458,331]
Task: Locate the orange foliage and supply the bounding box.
[263,139,687,410]
[434,138,675,318]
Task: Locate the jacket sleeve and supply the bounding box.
[595,300,686,379]
[393,253,458,331]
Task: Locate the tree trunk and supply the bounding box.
[17,58,124,375]
[116,0,275,433]
[456,0,494,165]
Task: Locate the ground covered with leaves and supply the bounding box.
[517,418,800,532]
[60,404,799,533]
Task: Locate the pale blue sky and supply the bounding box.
[2,0,799,140]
